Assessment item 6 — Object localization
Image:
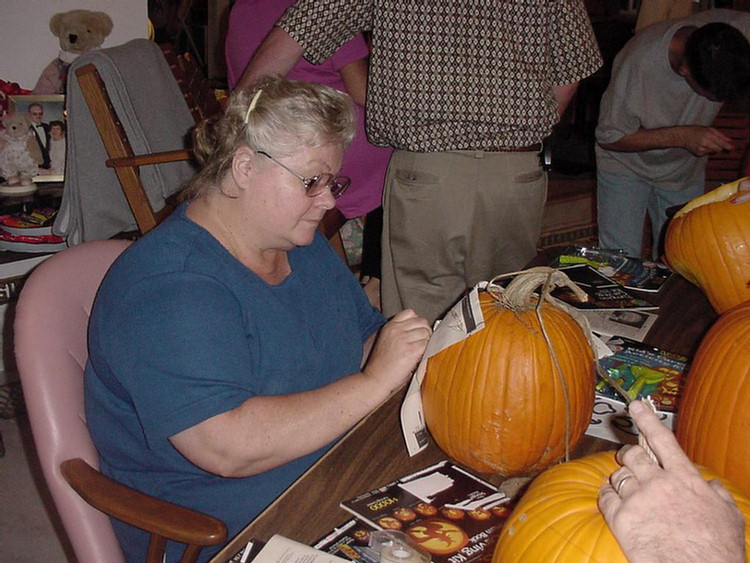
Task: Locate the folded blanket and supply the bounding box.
[54,38,196,244]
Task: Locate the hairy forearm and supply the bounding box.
[236,27,304,91]
[170,369,391,478]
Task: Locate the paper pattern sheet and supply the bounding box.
[400,286,485,456]
[254,535,350,563]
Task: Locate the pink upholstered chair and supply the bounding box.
[14,239,227,563]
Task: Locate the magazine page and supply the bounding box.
[313,519,381,563]
[550,245,672,292]
[581,309,658,342]
[596,336,688,412]
[553,264,658,310]
[339,461,511,563]
[247,535,350,563]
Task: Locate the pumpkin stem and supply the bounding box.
[487,267,588,308]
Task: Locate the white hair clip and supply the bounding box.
[244,89,263,124]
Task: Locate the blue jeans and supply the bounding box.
[597,170,704,259]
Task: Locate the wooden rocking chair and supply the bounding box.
[75,62,192,234]
[76,41,350,262]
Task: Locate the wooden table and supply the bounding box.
[209,273,717,563]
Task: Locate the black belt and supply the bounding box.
[485,143,542,153]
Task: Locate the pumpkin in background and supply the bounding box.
[676,299,750,496]
[664,177,750,314]
[493,451,750,563]
[421,269,595,477]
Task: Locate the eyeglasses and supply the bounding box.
[257,150,350,199]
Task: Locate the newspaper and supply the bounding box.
[581,308,658,342]
[400,286,485,456]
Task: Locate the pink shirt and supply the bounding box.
[225,0,391,218]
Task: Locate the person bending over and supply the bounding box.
[596,10,750,259]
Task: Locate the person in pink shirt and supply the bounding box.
[226,0,390,303]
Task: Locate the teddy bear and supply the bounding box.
[33,9,114,95]
[0,113,44,188]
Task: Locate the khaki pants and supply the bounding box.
[381,149,547,325]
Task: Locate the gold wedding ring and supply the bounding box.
[615,474,634,494]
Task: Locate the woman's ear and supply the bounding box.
[231,146,256,187]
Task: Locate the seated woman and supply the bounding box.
[84,77,431,563]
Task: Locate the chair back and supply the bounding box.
[15,240,132,563]
[56,39,197,244]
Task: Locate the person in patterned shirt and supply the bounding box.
[238,0,602,324]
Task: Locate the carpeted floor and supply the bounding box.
[0,414,75,563]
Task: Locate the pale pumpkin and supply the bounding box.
[676,299,750,496]
[421,274,595,477]
[664,177,750,314]
[493,451,750,563]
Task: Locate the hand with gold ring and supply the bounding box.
[597,400,745,563]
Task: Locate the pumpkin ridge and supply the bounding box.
[677,302,750,496]
[708,203,739,309]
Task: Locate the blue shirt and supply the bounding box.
[85,204,384,562]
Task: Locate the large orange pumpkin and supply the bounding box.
[664,177,750,314]
[676,299,750,496]
[421,271,595,476]
[493,451,750,563]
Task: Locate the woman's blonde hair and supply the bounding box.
[181,76,356,200]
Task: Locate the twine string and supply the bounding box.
[487,267,585,463]
[486,267,644,464]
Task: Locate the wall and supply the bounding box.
[1,0,148,90]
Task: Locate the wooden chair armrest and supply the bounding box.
[106,149,193,169]
[60,458,227,547]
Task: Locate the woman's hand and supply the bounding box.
[598,400,746,563]
[363,309,431,393]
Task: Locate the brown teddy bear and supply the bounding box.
[0,113,44,190]
[33,10,114,95]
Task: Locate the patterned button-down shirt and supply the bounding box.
[279,0,602,152]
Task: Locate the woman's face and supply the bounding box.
[50,125,64,140]
[247,142,343,250]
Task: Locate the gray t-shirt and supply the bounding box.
[595,9,750,191]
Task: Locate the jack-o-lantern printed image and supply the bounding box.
[467,507,491,520]
[490,504,512,519]
[378,516,403,530]
[352,528,371,544]
[393,507,417,522]
[406,519,470,555]
[440,507,465,520]
[413,502,438,517]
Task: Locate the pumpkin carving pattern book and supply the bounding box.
[339,460,511,563]
[421,271,595,477]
